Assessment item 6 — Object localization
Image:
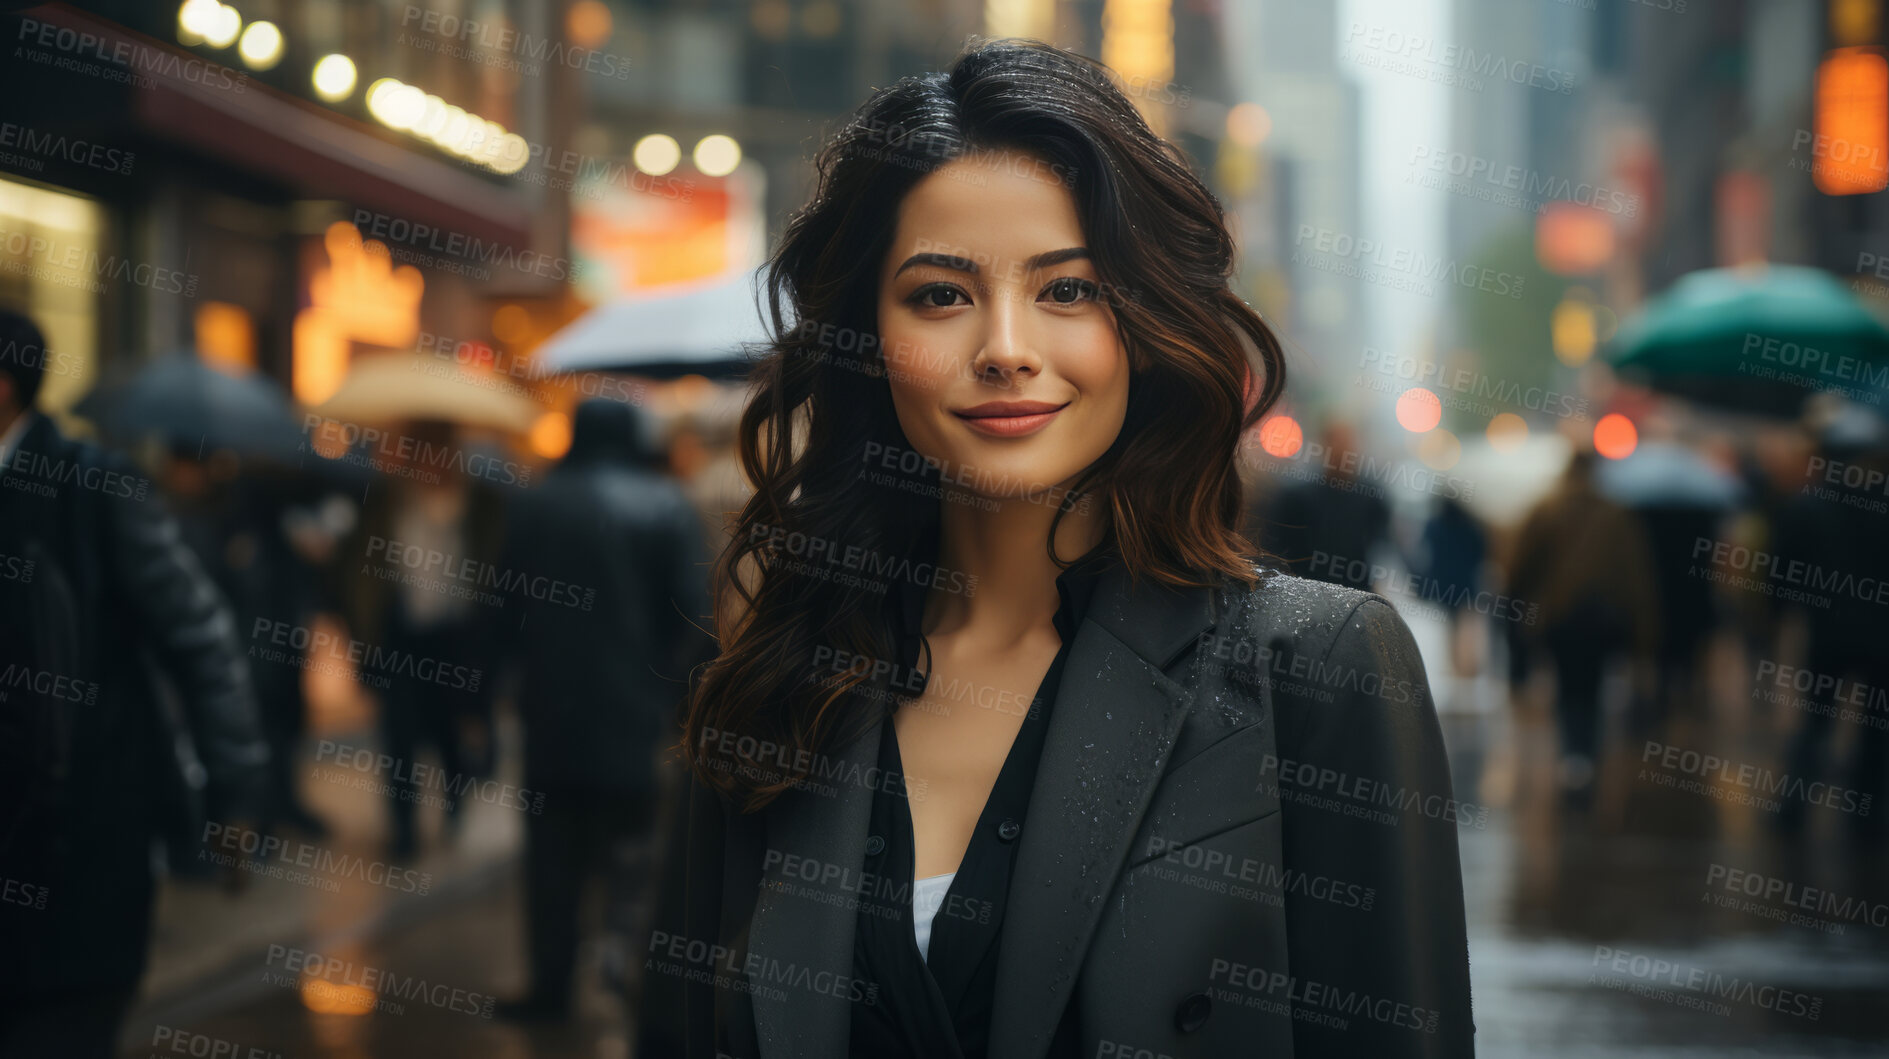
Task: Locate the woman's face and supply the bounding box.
[876,150,1130,503]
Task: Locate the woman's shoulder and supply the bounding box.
[1211,561,1417,669]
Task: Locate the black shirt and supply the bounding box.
[848,545,1111,1058]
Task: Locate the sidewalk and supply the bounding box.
[125,721,526,1037]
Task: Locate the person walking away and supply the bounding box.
[333,418,506,858]
[0,309,268,1057]
[494,398,715,1021]
[1508,449,1658,810]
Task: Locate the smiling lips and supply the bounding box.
[951,399,1071,438]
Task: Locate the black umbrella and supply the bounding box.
[79,352,305,462]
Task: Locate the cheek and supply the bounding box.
[1068,326,1131,419]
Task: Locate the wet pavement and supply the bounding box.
[117,614,1889,1058]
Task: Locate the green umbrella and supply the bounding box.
[1610,264,1889,416]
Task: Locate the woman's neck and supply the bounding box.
[924,484,1106,643]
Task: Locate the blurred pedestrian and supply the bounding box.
[1416,495,1489,679]
[332,418,506,858]
[1772,414,1889,839]
[494,397,715,1021]
[1508,449,1659,810]
[1257,420,1391,589]
[0,309,268,1057]
[161,448,330,840]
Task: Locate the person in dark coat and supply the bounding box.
[331,418,508,858]
[1256,421,1393,591]
[1508,449,1659,809]
[0,309,268,1057]
[1772,428,1889,839]
[495,396,715,1020]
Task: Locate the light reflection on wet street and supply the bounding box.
[115,615,1889,1058]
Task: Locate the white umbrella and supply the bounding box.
[536,269,773,378]
[1596,440,1746,509]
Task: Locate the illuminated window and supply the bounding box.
[0,176,102,415]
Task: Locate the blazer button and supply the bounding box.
[997,819,1022,842]
[865,835,885,856]
[1173,991,1212,1033]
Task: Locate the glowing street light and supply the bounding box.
[634,134,681,176]
[313,54,358,100]
[693,134,742,176]
[237,20,283,70]
[202,3,241,48]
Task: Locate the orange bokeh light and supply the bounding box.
[1395,387,1442,432]
[1258,415,1303,458]
[1812,47,1889,195]
[1536,202,1616,275]
[1594,413,1638,460]
[1487,412,1529,451]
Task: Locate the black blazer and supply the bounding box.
[638,564,1476,1058]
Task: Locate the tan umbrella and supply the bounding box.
[312,351,538,433]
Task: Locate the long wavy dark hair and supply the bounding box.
[683,38,1287,811]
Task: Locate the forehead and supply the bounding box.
[883,150,1085,269]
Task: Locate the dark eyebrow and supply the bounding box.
[892,247,1091,277]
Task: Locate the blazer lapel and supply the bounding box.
[746,713,883,1059]
[988,565,1218,1059]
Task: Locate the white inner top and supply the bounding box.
[911,872,957,963]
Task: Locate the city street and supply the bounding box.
[114,615,1889,1058]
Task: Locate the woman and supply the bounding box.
[639,39,1474,1059]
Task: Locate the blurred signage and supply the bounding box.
[568,162,765,300]
[292,221,424,405]
[1811,46,1889,196]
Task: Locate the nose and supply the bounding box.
[971,289,1042,384]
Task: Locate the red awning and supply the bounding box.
[38,3,533,249]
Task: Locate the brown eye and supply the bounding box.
[910,283,967,308]
[1041,277,1097,304]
